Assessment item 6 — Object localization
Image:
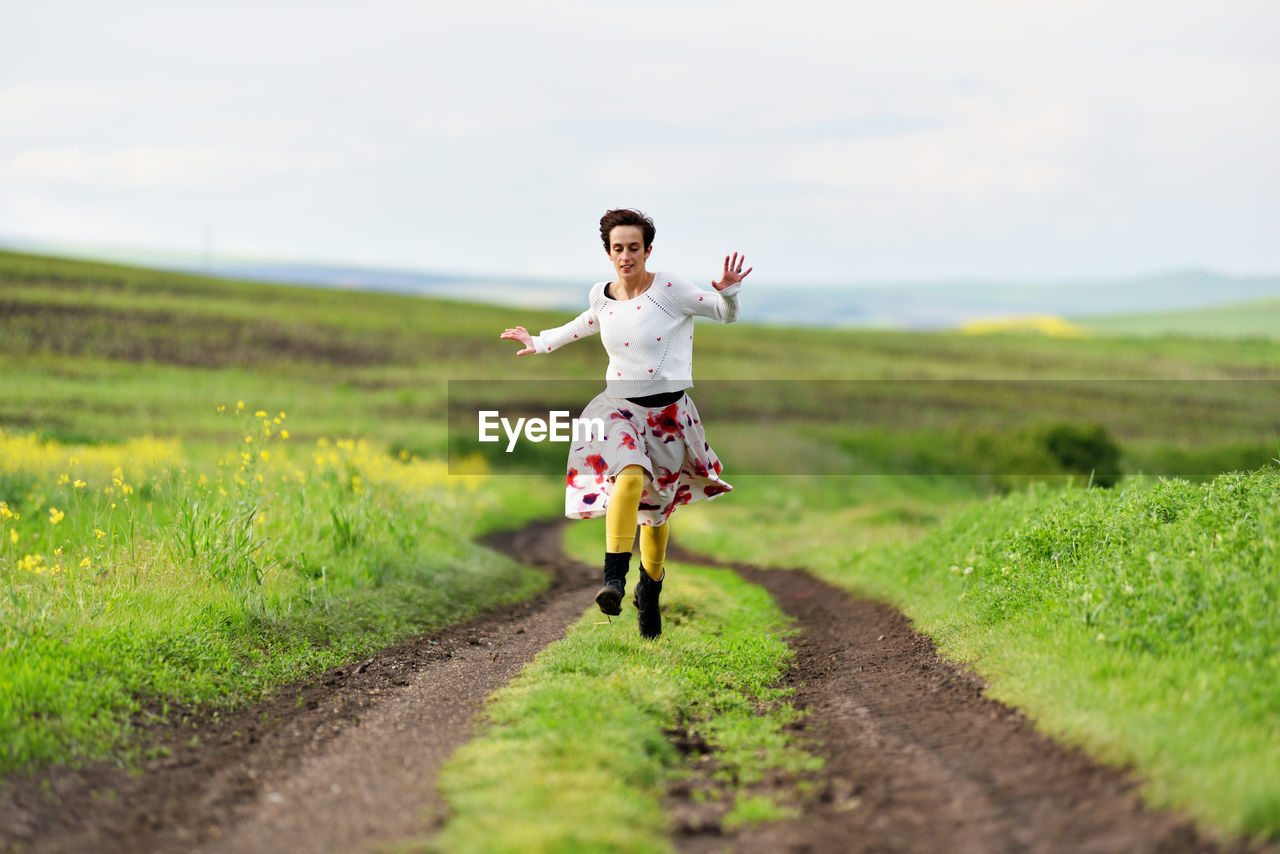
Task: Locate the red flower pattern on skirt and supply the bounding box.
[564,391,731,524]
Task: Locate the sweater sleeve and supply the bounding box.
[666,275,741,323]
[529,286,601,354]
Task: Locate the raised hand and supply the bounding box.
[500,326,535,355]
[711,252,752,291]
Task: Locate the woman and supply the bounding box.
[500,208,750,639]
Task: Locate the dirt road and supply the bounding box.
[2,522,1271,853]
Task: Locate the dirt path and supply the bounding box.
[670,545,1273,854]
[3,522,1274,853]
[0,521,593,854]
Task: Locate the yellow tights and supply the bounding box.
[605,464,668,581]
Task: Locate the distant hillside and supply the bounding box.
[4,237,1279,330]
[1080,296,1280,340]
[747,270,1280,330]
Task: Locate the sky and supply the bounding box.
[3,0,1278,284]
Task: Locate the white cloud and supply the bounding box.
[0,0,1276,278]
[0,191,160,247]
[2,145,337,189]
[780,98,1088,200]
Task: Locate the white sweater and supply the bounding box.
[530,271,742,396]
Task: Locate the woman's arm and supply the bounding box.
[667,253,751,323]
[500,304,600,356]
[499,325,536,355]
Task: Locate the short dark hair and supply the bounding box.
[599,208,656,250]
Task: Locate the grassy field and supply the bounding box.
[1081,296,1280,340]
[674,467,1280,838]
[3,248,1279,842]
[0,414,561,772]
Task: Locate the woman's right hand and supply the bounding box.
[500,326,535,355]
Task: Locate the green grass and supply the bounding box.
[5,247,1280,846]
[1082,297,1280,340]
[6,249,1280,475]
[675,467,1280,839]
[0,418,560,773]
[422,520,817,854]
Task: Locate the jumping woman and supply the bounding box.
[500,208,750,639]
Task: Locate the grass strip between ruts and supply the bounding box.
[424,538,817,854]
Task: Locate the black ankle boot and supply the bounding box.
[633,571,663,639]
[596,552,630,616]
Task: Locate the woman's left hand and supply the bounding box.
[711,252,752,291]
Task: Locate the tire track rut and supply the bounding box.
[1,521,589,854]
[670,545,1273,854]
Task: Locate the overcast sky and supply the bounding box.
[3,0,1278,284]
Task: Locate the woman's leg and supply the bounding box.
[639,522,668,581]
[635,520,667,639]
[605,465,646,552]
[596,464,646,615]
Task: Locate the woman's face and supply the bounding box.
[606,225,651,280]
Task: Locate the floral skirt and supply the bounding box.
[564,391,732,525]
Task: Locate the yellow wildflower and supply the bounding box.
[74,480,86,488]
[217,404,226,413]
[0,501,14,520]
[237,401,245,410]
[80,557,91,568]
[48,507,65,525]
[278,412,286,420]
[58,473,70,485]
[260,450,270,461]
[9,529,18,544]
[94,529,106,539]
[281,430,289,440]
